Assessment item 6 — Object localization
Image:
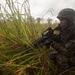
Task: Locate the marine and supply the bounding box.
[49,8,75,75]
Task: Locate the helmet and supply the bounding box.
[57,8,75,23]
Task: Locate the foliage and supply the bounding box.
[0,0,74,75]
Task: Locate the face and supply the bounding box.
[58,18,68,30]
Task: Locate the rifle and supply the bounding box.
[31,26,61,49]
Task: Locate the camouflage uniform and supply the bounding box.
[49,8,75,75]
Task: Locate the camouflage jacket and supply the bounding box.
[51,28,75,65]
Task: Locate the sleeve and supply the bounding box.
[51,38,75,56]
[51,41,68,55]
[66,40,75,65]
[66,40,75,56]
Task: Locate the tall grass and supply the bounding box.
[0,0,74,75]
[0,0,55,75]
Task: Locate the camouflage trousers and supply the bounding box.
[49,51,75,75]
